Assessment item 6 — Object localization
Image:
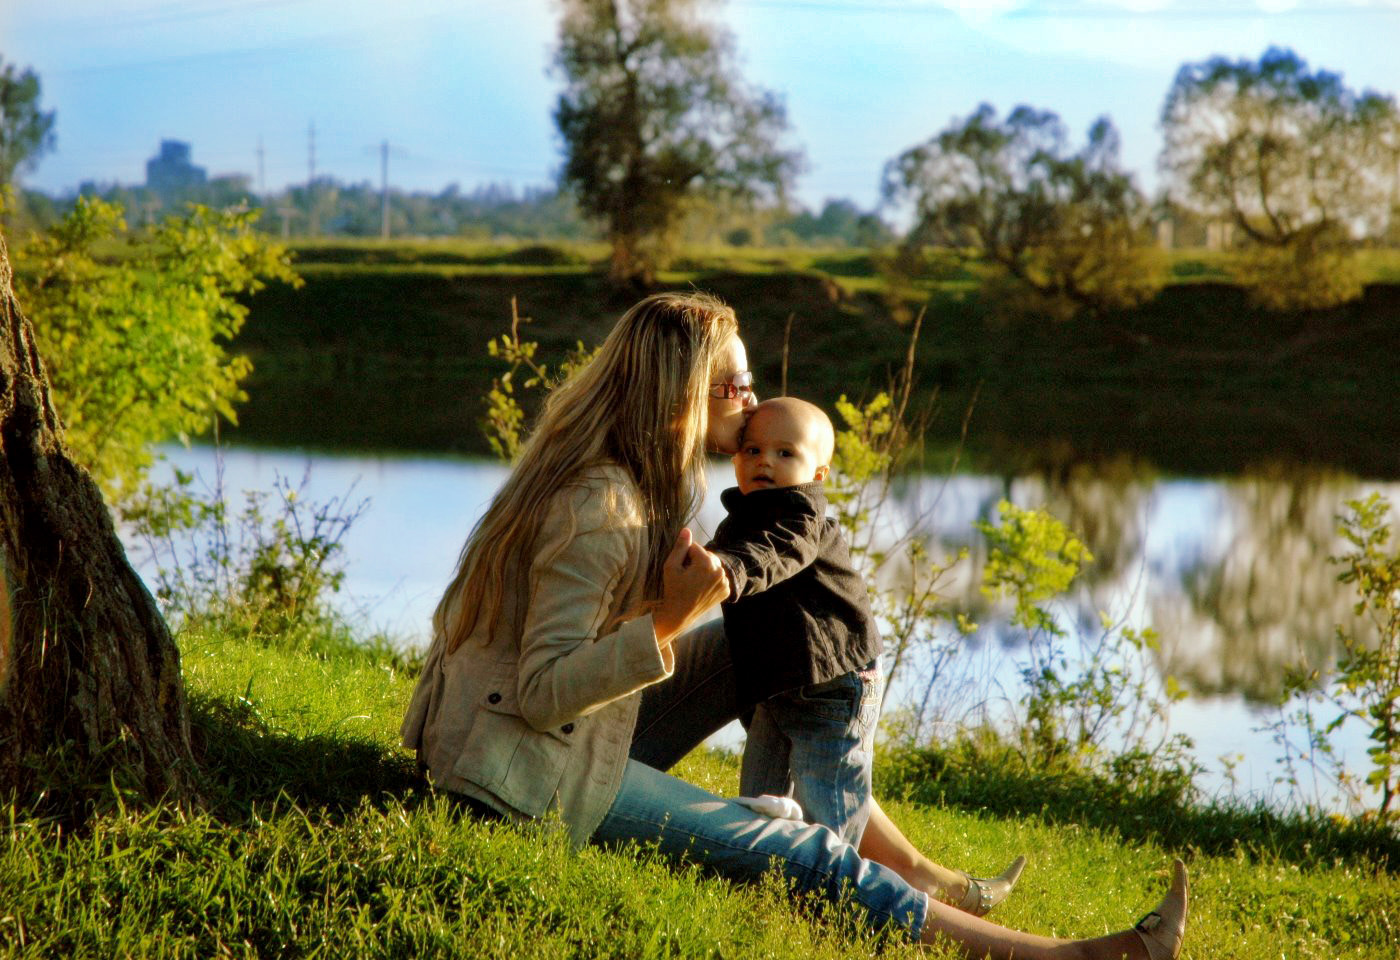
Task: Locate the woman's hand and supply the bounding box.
[652,528,729,645]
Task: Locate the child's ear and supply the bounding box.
[813,464,830,483]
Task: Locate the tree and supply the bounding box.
[1160,47,1400,310]
[882,104,1163,323]
[12,197,300,505]
[0,230,198,818]
[0,59,57,188]
[553,0,803,286]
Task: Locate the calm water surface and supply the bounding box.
[141,445,1398,812]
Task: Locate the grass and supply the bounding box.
[4,628,1398,958]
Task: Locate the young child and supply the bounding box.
[707,397,1024,916]
[705,396,884,846]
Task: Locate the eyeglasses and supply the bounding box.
[709,370,754,401]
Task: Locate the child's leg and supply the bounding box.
[763,665,883,847]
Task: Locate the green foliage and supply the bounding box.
[827,387,969,694]
[123,463,393,663]
[976,500,1091,635]
[12,196,300,503]
[1232,230,1367,312]
[0,58,56,187]
[553,0,803,285]
[1329,493,1400,817]
[480,298,601,462]
[1265,494,1400,821]
[882,104,1164,322]
[1160,46,1399,310]
[970,500,1192,776]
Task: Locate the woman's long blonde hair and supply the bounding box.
[437,291,739,653]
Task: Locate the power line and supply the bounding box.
[733,0,1400,16]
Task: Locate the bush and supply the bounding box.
[12,197,299,504]
[124,459,407,668]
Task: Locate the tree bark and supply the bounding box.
[0,231,198,816]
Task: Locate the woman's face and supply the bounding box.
[705,335,756,455]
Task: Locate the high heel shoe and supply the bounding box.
[955,855,1027,916]
[1133,859,1189,960]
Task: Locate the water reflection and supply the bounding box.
[881,463,1397,707]
[1160,468,1385,702]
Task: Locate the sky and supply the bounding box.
[3,0,1399,212]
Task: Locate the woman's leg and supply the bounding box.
[595,758,928,938]
[858,796,971,903]
[593,759,1184,959]
[629,619,741,771]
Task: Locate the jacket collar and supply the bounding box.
[720,481,828,515]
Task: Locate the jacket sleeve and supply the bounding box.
[708,501,824,600]
[515,480,672,733]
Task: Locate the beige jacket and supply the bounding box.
[400,464,673,847]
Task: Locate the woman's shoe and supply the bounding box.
[1133,859,1189,960]
[955,855,1027,916]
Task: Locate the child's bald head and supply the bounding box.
[732,398,835,494]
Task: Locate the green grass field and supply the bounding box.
[4,630,1397,958]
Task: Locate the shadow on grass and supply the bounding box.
[188,691,424,825]
[879,745,1400,874]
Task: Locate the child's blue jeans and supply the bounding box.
[628,619,885,847]
[739,663,885,847]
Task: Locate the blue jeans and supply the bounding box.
[740,664,885,847]
[631,619,884,846]
[630,619,742,771]
[592,758,928,940]
[621,622,924,940]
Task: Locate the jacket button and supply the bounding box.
[561,723,575,734]
[487,692,502,704]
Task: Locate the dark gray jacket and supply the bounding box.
[707,482,882,708]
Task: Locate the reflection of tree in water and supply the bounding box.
[1013,457,1152,587]
[892,459,1155,650]
[1003,459,1156,649]
[876,464,1398,707]
[1156,468,1393,703]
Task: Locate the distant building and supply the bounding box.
[145,140,206,196]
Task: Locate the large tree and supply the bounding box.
[882,104,1162,323]
[0,230,198,818]
[553,0,802,286]
[1160,47,1400,310]
[0,59,57,188]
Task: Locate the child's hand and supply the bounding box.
[653,528,728,644]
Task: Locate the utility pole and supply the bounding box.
[307,121,318,237]
[256,136,266,196]
[380,139,390,240]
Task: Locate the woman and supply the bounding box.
[401,291,1187,959]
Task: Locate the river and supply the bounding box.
[138,444,1398,814]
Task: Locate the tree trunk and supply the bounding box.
[607,231,655,291]
[0,231,198,818]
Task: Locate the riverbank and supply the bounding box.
[227,243,1400,478]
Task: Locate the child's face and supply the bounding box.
[732,405,829,494]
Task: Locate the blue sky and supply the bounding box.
[4,0,1398,211]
